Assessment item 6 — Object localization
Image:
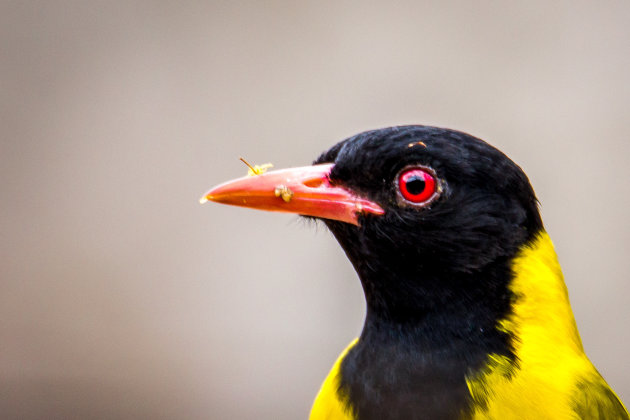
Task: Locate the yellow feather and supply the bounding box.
[467,231,628,419]
[309,232,628,418]
[310,339,358,420]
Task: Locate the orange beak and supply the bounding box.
[200,163,384,226]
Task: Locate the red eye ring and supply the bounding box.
[398,168,437,204]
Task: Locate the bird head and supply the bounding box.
[202,126,543,322]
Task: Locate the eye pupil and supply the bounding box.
[405,176,426,195]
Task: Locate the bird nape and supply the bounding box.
[201,126,628,420]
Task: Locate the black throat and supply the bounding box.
[326,221,519,420]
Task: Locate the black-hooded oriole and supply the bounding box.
[201,126,628,419]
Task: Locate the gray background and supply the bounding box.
[2,1,629,419]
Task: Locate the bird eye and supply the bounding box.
[397,167,437,204]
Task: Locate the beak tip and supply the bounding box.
[199,196,209,204]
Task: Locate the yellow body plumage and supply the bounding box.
[310,232,628,419]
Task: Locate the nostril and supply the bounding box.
[303,178,325,188]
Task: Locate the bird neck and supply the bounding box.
[336,231,586,419]
[354,230,582,354]
[355,255,517,353]
[492,230,584,355]
[465,232,591,418]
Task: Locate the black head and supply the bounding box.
[202,125,547,418]
[313,125,543,323]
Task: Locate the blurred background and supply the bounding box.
[2,1,629,418]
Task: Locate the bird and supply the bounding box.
[200,126,629,419]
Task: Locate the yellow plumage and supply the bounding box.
[310,339,358,420]
[310,232,628,419]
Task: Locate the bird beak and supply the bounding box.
[200,163,384,226]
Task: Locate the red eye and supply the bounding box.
[398,168,436,203]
